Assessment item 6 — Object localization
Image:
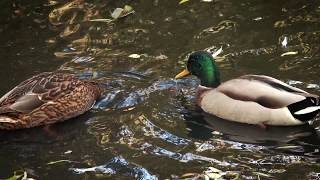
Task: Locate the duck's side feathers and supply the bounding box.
[216,78,305,109]
[239,75,308,94]
[200,90,304,126]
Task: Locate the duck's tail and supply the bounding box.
[288,97,320,122]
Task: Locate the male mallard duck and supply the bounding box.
[175,51,320,126]
[0,72,104,130]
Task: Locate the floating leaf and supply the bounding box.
[205,172,222,179]
[89,19,113,23]
[280,51,298,56]
[211,47,223,58]
[6,174,22,180]
[111,5,135,19]
[179,0,189,4]
[5,171,35,180]
[64,150,73,154]
[281,37,288,47]
[47,159,73,165]
[275,145,300,150]
[253,172,273,178]
[128,54,141,59]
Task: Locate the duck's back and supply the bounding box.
[0,72,102,130]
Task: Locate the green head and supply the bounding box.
[175,51,220,87]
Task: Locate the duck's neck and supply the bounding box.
[199,68,220,88]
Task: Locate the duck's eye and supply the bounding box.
[194,63,202,70]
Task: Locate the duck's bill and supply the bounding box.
[175,69,190,79]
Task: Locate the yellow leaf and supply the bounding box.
[281,51,298,57]
[179,0,189,4]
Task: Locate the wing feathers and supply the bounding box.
[0,72,79,114]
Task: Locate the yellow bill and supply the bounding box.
[175,69,190,79]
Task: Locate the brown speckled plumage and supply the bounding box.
[0,72,104,130]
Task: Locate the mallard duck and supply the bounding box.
[175,51,320,126]
[0,72,104,130]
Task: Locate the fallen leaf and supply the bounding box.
[111,5,135,19]
[128,54,141,58]
[47,159,73,165]
[281,51,298,56]
[211,47,223,58]
[281,37,288,47]
[179,0,189,4]
[89,19,113,23]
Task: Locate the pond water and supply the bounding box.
[0,0,320,179]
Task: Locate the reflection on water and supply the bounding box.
[0,0,320,179]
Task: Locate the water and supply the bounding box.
[0,0,319,179]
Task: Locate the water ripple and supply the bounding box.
[140,142,234,167]
[70,156,158,180]
[138,115,190,146]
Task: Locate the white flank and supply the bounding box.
[200,90,303,126]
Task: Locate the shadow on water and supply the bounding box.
[184,109,320,158]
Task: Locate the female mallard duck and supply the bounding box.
[0,72,104,130]
[175,51,320,126]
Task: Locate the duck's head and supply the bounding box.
[175,51,221,87]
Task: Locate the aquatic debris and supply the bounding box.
[155,54,168,60]
[253,17,263,21]
[47,159,77,165]
[195,142,216,152]
[287,80,303,85]
[179,0,189,4]
[281,51,298,57]
[89,19,113,23]
[179,167,240,180]
[71,56,94,63]
[48,0,84,26]
[253,172,274,178]
[90,5,134,23]
[128,54,141,59]
[111,5,135,19]
[211,47,223,58]
[274,145,301,150]
[306,84,320,89]
[281,37,288,47]
[5,171,35,180]
[64,150,73,154]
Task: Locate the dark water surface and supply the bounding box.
[0,0,320,179]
